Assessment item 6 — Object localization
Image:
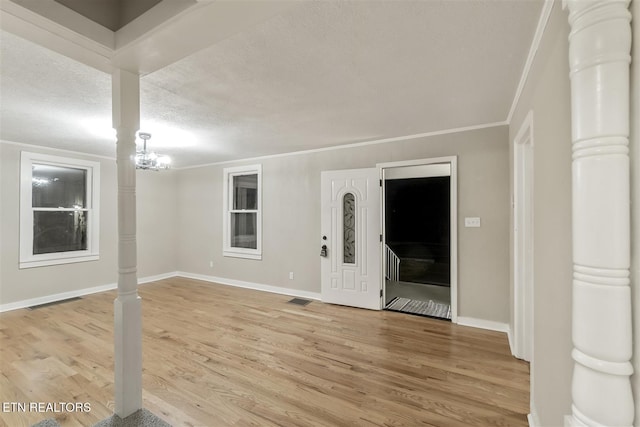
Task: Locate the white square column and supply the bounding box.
[112,69,142,418]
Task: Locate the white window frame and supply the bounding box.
[223,164,262,260]
[20,151,100,269]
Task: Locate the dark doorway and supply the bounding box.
[385,176,450,286]
[384,174,452,320]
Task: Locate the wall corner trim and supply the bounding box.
[507,327,516,356]
[527,411,542,427]
[456,316,510,334]
[176,271,322,301]
[564,415,573,427]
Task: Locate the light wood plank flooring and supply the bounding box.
[0,277,529,427]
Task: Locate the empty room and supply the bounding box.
[1,0,638,426]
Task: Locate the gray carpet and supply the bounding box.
[32,420,61,427]
[386,296,451,320]
[31,409,171,427]
[92,409,171,427]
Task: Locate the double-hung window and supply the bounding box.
[20,152,100,268]
[223,164,262,259]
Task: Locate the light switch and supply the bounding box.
[465,217,481,227]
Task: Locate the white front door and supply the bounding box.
[320,168,381,310]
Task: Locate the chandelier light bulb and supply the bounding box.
[135,132,170,171]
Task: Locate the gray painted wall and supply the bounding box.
[176,125,511,323]
[1,126,511,326]
[0,143,118,303]
[509,3,573,425]
[0,142,178,306]
[2,125,511,326]
[137,167,178,279]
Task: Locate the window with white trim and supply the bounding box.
[223,164,262,260]
[20,152,100,269]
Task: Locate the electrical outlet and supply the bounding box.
[464,217,481,228]
[289,272,294,280]
[209,260,214,268]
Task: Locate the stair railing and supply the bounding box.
[385,245,401,282]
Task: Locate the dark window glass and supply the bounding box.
[33,211,88,254]
[232,174,258,210]
[231,213,257,249]
[32,164,87,208]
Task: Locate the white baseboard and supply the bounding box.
[138,271,178,284]
[0,272,178,313]
[456,316,510,334]
[176,271,322,301]
[0,271,318,312]
[506,327,518,358]
[0,282,118,313]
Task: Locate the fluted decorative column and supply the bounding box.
[566,0,633,425]
[112,69,142,418]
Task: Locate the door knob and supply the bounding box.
[320,245,328,257]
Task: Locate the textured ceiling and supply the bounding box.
[0,30,114,155]
[0,1,544,168]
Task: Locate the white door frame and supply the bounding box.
[513,111,534,361]
[377,156,458,323]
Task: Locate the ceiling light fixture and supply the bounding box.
[135,132,171,171]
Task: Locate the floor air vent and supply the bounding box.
[28,297,82,310]
[287,298,311,306]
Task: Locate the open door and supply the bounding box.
[320,168,381,310]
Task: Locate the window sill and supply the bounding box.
[223,251,262,260]
[20,255,99,269]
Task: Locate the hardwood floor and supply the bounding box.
[0,277,529,427]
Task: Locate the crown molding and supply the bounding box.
[506,0,556,124]
[177,121,508,170]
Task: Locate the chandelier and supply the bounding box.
[135,132,170,171]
